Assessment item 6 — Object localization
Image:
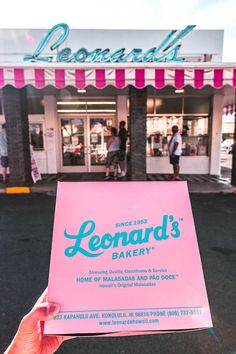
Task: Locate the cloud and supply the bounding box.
[157,0,199,26]
[0,0,235,60]
[190,0,236,61]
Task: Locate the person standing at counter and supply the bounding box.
[168,125,182,181]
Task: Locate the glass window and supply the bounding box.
[29,123,44,150]
[90,118,112,165]
[61,118,85,166]
[181,116,208,156]
[156,98,182,114]
[146,95,210,157]
[28,96,44,114]
[184,97,209,114]
[146,115,209,157]
[147,116,183,157]
[147,98,154,114]
[183,116,208,136]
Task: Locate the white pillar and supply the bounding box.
[44,96,60,174]
[210,94,224,175]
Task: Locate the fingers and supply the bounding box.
[64,335,77,341]
[33,288,48,308]
[20,302,60,332]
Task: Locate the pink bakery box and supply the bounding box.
[45,181,212,336]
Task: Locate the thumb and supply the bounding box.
[19,302,60,332]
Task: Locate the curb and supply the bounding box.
[0,184,236,195]
[5,186,31,194]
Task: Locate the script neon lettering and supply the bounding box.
[23,24,195,63]
[24,23,70,62]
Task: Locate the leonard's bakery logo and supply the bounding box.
[63,215,183,260]
[24,23,195,64]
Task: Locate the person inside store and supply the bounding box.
[0,123,9,184]
[104,127,120,181]
[118,120,128,178]
[168,125,182,181]
[74,139,84,159]
[182,125,189,136]
[4,289,74,354]
[181,125,190,156]
[30,125,43,150]
[153,133,163,156]
[147,134,152,155]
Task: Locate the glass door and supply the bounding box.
[89,117,113,172]
[60,116,114,172]
[60,117,88,172]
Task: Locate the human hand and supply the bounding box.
[5,289,75,354]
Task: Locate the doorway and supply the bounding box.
[60,116,114,172]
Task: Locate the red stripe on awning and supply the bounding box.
[214,69,223,88]
[0,69,4,88]
[194,70,204,88]
[14,69,25,88]
[75,69,85,88]
[96,69,105,88]
[155,69,165,88]
[35,69,45,88]
[115,69,125,88]
[55,69,65,88]
[175,69,184,88]
[135,69,145,88]
[233,69,236,87]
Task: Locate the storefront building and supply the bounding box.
[0,24,235,184]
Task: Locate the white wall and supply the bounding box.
[28,115,47,174]
[210,94,224,175]
[147,156,209,174]
[0,27,223,63]
[222,113,235,134]
[147,94,225,176]
[43,96,60,174]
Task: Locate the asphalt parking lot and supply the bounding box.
[0,193,236,354]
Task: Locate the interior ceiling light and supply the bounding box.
[87,109,116,113]
[155,98,163,106]
[57,101,116,105]
[57,102,86,105]
[77,89,86,93]
[175,89,184,93]
[57,109,116,113]
[57,109,87,113]
[87,102,116,105]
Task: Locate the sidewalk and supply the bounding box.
[1,171,234,195]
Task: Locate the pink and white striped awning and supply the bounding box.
[224,104,235,115]
[0,64,235,89]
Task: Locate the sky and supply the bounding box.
[1,0,236,62]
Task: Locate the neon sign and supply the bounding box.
[24,23,195,63]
